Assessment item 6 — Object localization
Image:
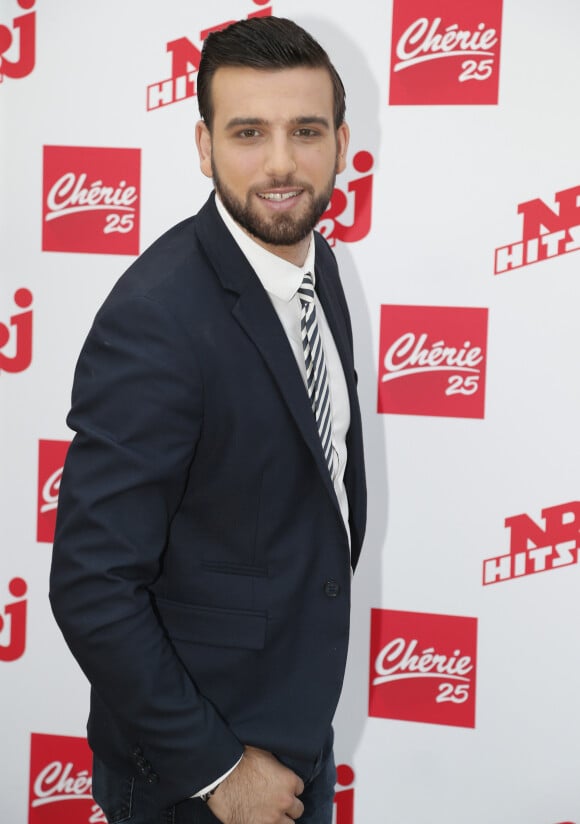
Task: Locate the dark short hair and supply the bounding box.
[197,16,346,130]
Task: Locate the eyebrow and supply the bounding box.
[224,115,331,130]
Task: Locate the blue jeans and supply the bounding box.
[296,745,336,823]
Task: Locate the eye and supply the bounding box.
[294,128,319,138]
[237,128,261,139]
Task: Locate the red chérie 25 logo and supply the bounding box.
[29,733,105,823]
[147,0,272,111]
[317,150,374,248]
[369,609,477,728]
[494,184,580,275]
[377,304,488,419]
[1,287,33,374]
[389,0,503,105]
[0,0,36,83]
[483,501,580,586]
[42,146,141,255]
[37,440,71,543]
[0,577,28,662]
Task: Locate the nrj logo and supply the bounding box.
[147,1,272,111]
[29,734,106,824]
[494,184,580,275]
[333,765,355,824]
[0,287,33,374]
[42,146,141,256]
[317,151,374,248]
[0,0,35,83]
[369,609,477,728]
[37,440,71,543]
[0,577,28,662]
[482,501,579,586]
[377,304,488,419]
[389,0,503,105]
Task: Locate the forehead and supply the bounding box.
[209,65,335,125]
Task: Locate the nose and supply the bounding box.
[264,134,297,179]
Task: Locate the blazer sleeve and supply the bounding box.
[49,292,244,808]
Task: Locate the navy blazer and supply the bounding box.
[50,193,366,812]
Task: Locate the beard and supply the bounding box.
[211,156,337,247]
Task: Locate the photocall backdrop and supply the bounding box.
[1,1,579,822]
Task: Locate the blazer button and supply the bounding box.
[324,579,340,598]
[146,772,160,784]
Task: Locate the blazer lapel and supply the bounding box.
[194,195,341,515]
[314,239,366,564]
[314,262,355,402]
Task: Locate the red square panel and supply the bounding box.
[389,0,503,105]
[369,609,477,728]
[37,439,71,543]
[377,304,488,419]
[42,146,140,255]
[29,733,103,823]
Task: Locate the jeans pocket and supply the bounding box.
[92,754,135,823]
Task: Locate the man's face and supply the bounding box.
[196,65,349,264]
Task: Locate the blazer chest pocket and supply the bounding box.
[154,596,267,651]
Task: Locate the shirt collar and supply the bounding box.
[215,193,315,302]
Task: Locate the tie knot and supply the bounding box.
[298,272,315,304]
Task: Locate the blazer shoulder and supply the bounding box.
[110,215,201,298]
[95,197,224,322]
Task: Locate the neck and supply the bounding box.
[239,226,310,267]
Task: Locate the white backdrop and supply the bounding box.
[1,1,580,822]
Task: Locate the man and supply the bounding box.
[50,16,366,824]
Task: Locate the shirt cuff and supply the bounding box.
[191,755,243,798]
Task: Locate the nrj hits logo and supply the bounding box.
[333,765,355,824]
[147,0,272,111]
[0,577,28,662]
[0,287,33,374]
[482,501,579,585]
[369,609,477,728]
[389,0,503,105]
[0,0,35,83]
[317,151,374,248]
[494,184,580,274]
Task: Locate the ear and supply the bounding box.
[195,120,213,179]
[335,122,350,175]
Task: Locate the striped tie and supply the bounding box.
[298,272,334,478]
